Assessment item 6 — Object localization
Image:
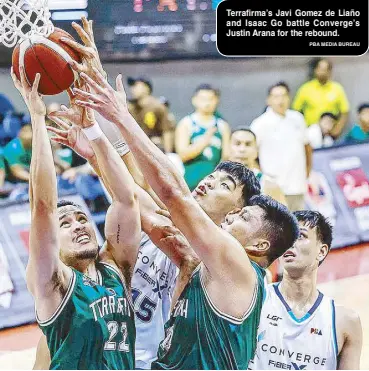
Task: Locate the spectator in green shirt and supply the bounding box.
[344,103,369,144]
[3,124,32,182]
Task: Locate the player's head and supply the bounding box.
[229,127,258,167]
[127,76,153,100]
[358,103,369,132]
[312,58,332,83]
[221,195,299,268]
[19,124,32,149]
[192,161,260,225]
[192,84,220,115]
[267,81,290,116]
[281,210,333,274]
[318,112,338,135]
[57,200,98,268]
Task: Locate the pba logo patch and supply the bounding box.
[310,328,323,335]
[336,168,369,208]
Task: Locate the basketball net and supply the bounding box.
[0,0,54,48]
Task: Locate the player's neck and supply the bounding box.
[74,260,98,281]
[195,111,215,122]
[279,270,319,309]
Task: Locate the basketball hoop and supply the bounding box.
[0,0,54,48]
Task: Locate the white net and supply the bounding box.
[0,0,54,48]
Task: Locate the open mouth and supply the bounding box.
[74,232,91,244]
[283,250,296,259]
[195,185,207,196]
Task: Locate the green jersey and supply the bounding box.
[152,262,265,370]
[37,262,135,370]
[184,114,223,191]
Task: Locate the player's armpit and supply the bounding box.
[336,306,362,370]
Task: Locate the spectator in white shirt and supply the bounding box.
[250,81,313,211]
[307,112,337,149]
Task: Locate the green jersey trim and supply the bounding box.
[99,261,134,309]
[199,265,258,325]
[36,270,76,327]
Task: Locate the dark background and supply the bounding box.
[0,0,225,66]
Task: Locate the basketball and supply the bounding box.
[12,27,81,95]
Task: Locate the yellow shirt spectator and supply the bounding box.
[292,78,350,126]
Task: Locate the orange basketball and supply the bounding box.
[12,27,82,95]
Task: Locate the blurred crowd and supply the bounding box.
[0,57,368,218]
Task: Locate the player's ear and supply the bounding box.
[318,243,329,264]
[247,239,270,256]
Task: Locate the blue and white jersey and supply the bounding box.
[249,283,338,370]
[133,233,178,369]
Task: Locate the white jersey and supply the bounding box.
[133,233,179,369]
[249,283,338,370]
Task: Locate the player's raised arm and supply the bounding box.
[11,68,69,318]
[73,71,255,286]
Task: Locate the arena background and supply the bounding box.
[0,0,369,369]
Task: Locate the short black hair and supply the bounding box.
[57,200,83,210]
[311,58,333,71]
[249,195,300,265]
[231,126,257,141]
[320,112,339,121]
[357,103,369,114]
[267,81,290,96]
[293,210,333,265]
[215,161,261,206]
[194,84,220,97]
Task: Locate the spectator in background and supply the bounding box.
[175,84,231,190]
[293,58,350,138]
[307,112,337,149]
[127,76,174,152]
[251,81,312,211]
[229,127,287,205]
[3,124,32,182]
[344,103,369,144]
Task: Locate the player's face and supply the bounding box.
[220,206,265,247]
[192,90,219,115]
[130,81,150,100]
[281,223,327,272]
[58,206,98,266]
[314,60,331,83]
[19,124,32,149]
[359,108,369,131]
[319,116,335,135]
[192,171,244,221]
[267,86,290,115]
[229,131,258,166]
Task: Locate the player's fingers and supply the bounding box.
[48,109,73,121]
[72,21,93,47]
[47,116,71,130]
[88,20,96,41]
[19,66,30,91]
[10,67,22,90]
[66,88,75,101]
[69,59,87,74]
[155,209,172,220]
[80,72,106,94]
[73,87,105,104]
[75,99,100,109]
[46,126,68,138]
[92,67,110,89]
[50,136,69,147]
[31,73,41,94]
[159,225,181,237]
[116,74,125,92]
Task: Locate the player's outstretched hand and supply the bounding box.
[73,68,130,125]
[61,16,107,80]
[11,67,46,117]
[46,117,95,160]
[48,84,95,129]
